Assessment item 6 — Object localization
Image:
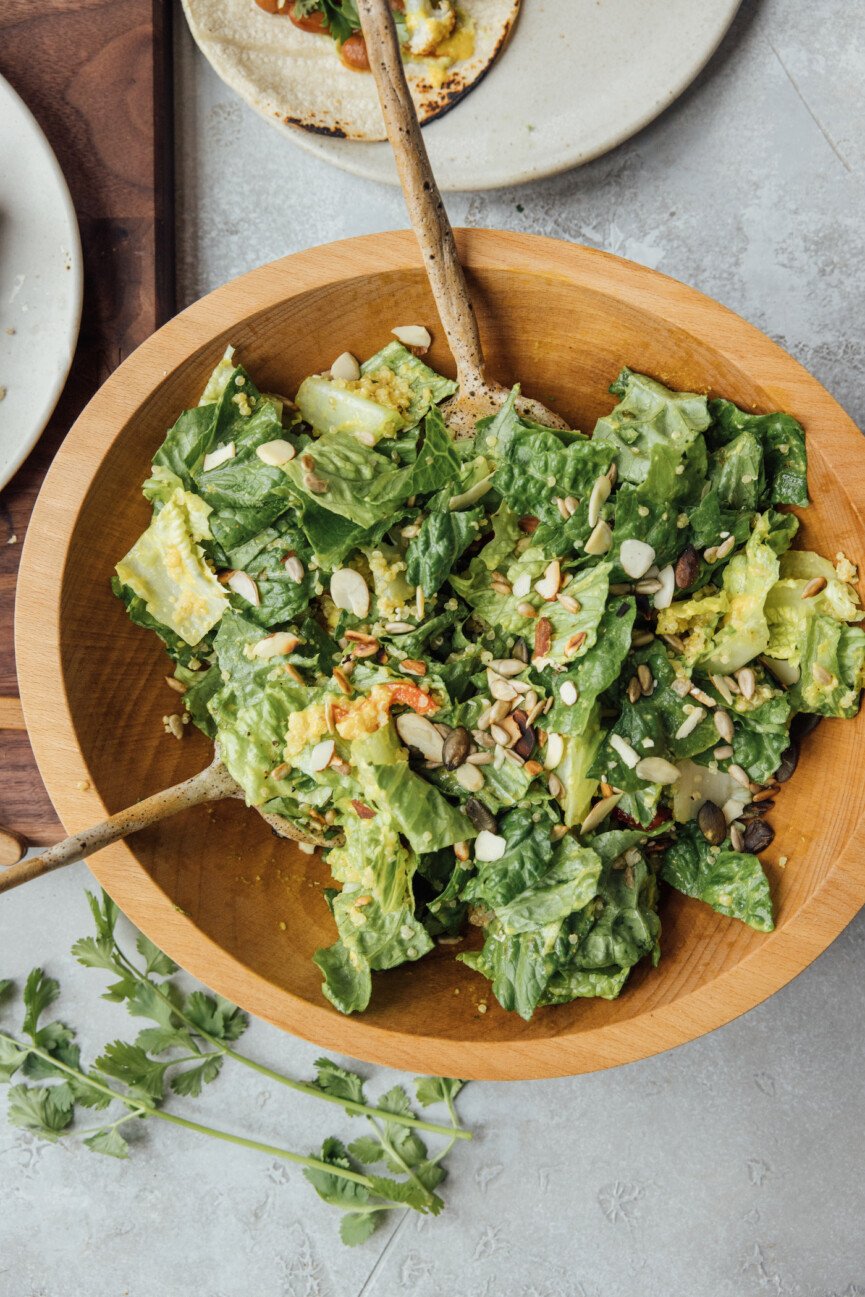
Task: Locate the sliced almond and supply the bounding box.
[309,739,335,772]
[400,659,427,677]
[512,571,533,599]
[544,732,565,770]
[474,830,507,862]
[533,617,553,660]
[392,325,432,352]
[202,441,235,472]
[330,568,370,618]
[653,564,676,610]
[584,519,612,556]
[330,351,361,381]
[256,438,296,467]
[580,792,623,836]
[674,707,705,740]
[559,680,578,706]
[534,559,561,601]
[396,713,444,761]
[588,474,611,527]
[250,631,300,659]
[619,539,656,579]
[226,571,260,606]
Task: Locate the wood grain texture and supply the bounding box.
[15,231,865,1078]
[0,0,174,843]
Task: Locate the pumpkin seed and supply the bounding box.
[743,818,775,853]
[775,743,799,783]
[698,799,727,845]
[465,798,498,833]
[442,726,471,770]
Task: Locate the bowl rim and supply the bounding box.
[16,229,865,1080]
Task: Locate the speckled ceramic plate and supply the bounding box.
[185,0,741,190]
[0,74,82,489]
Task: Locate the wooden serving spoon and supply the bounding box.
[0,752,331,895]
[356,0,568,436]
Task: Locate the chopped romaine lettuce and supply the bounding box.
[662,823,774,931]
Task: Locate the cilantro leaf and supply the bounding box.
[183,991,248,1043]
[22,969,60,1038]
[135,933,178,977]
[23,1021,81,1079]
[347,1135,385,1165]
[170,1055,223,1098]
[365,1174,444,1215]
[7,1082,75,1139]
[414,1077,463,1108]
[84,1126,130,1159]
[339,1211,378,1247]
[84,890,119,942]
[311,1058,367,1110]
[304,1137,371,1209]
[0,1033,29,1083]
[93,1042,169,1101]
[0,979,12,1004]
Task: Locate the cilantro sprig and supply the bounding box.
[0,893,469,1245]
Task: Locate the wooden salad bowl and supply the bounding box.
[16,230,865,1080]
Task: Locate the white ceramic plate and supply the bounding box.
[186,0,741,190]
[0,74,83,490]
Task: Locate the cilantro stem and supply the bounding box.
[111,948,470,1142]
[1,1033,396,1199]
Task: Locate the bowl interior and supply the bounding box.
[24,234,865,1077]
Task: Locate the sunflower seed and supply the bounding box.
[491,578,513,597]
[661,633,685,653]
[736,667,756,700]
[472,729,495,749]
[548,773,565,798]
[728,763,751,787]
[675,707,705,740]
[715,535,736,561]
[671,677,691,698]
[556,496,571,521]
[557,592,582,614]
[689,685,716,708]
[454,841,471,862]
[634,756,680,784]
[637,664,654,696]
[489,723,510,746]
[333,667,353,696]
[610,734,640,768]
[565,631,587,657]
[713,744,734,760]
[518,601,538,618]
[400,659,427,677]
[466,751,494,766]
[635,578,662,595]
[513,636,530,664]
[526,698,546,726]
[713,709,734,742]
[709,673,734,705]
[631,630,655,648]
[609,583,632,596]
[627,676,642,704]
[489,674,519,701]
[490,657,526,677]
[225,570,260,606]
[802,575,828,599]
[565,495,579,515]
[165,676,187,694]
[729,823,745,851]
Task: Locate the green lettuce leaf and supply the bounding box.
[360,340,457,425]
[708,398,808,506]
[789,614,865,717]
[313,942,372,1014]
[593,368,711,485]
[404,507,484,597]
[661,822,774,931]
[115,488,227,647]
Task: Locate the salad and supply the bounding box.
[114,337,865,1020]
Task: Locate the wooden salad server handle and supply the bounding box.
[356,0,567,435]
[0,752,334,895]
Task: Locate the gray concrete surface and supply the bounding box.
[3,1,865,1292]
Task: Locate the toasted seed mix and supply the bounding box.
[442,726,471,770]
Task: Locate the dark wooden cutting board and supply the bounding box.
[0,0,175,844]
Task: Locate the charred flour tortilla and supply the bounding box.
[182,0,520,140]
